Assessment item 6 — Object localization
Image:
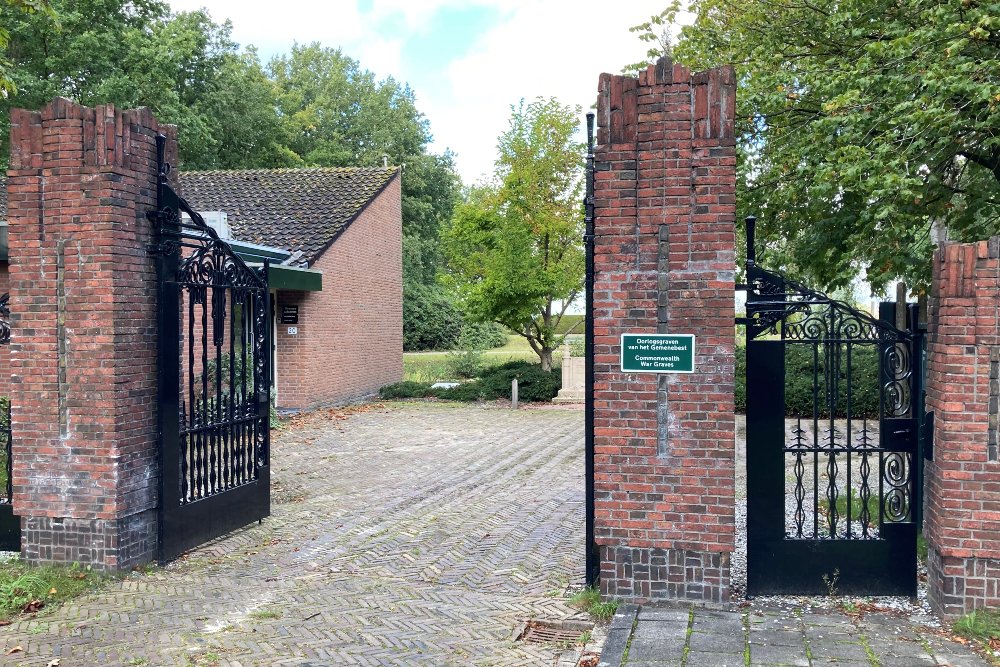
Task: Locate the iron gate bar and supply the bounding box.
[150,135,271,562]
[0,292,19,550]
[742,216,922,596]
[584,112,599,587]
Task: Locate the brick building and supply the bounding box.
[0,166,404,413]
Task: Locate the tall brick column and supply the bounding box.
[925,238,1000,617]
[6,98,174,569]
[592,57,737,603]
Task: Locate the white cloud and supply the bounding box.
[165,0,690,184]
[430,0,683,184]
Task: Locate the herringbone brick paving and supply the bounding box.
[0,402,590,666]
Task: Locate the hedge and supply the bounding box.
[403,285,464,351]
[736,343,880,418]
[380,360,561,403]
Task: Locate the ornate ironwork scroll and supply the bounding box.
[152,134,271,561]
[743,215,923,596]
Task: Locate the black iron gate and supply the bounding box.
[741,217,925,596]
[0,293,18,551]
[149,136,271,561]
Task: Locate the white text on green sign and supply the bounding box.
[620,334,695,373]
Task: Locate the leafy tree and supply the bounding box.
[637,0,1000,293]
[445,98,584,371]
[0,0,51,94]
[0,0,282,168]
[269,43,459,287]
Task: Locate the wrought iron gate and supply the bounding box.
[741,217,925,596]
[149,136,271,561]
[0,293,18,551]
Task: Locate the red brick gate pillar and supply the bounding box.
[592,57,737,603]
[6,98,174,569]
[925,239,1000,617]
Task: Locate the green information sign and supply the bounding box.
[620,333,695,373]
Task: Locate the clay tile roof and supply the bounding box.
[178,167,398,265]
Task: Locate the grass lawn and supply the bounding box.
[403,334,581,383]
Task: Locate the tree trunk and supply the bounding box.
[539,347,553,372]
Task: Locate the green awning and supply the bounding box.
[246,262,322,292]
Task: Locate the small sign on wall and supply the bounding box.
[281,305,299,324]
[620,333,695,373]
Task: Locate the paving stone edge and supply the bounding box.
[598,603,639,667]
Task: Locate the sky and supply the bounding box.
[164,0,680,185]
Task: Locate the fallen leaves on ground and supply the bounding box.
[5,645,22,655]
[21,599,44,613]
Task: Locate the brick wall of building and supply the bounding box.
[592,57,737,603]
[6,98,170,569]
[925,238,1000,617]
[275,174,403,411]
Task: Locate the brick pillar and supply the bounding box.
[925,238,1000,617]
[6,98,175,569]
[593,57,737,603]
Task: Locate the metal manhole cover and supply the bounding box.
[515,619,593,645]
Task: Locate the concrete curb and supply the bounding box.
[597,603,638,667]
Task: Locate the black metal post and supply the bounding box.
[745,215,757,267]
[908,301,925,529]
[584,113,599,587]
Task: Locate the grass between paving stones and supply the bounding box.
[954,607,1000,660]
[0,559,108,621]
[682,608,694,667]
[859,633,881,666]
[569,587,619,622]
[742,611,751,667]
[620,609,640,663]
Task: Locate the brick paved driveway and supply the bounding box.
[1,402,590,666]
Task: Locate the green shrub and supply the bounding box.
[380,381,435,399]
[403,285,464,351]
[447,348,486,379]
[458,321,508,350]
[382,360,561,403]
[477,361,562,402]
[736,343,879,417]
[568,339,585,357]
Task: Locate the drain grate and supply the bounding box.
[516,619,593,645]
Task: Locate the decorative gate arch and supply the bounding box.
[741,217,926,596]
[148,136,272,561]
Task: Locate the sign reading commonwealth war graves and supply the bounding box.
[620,334,695,373]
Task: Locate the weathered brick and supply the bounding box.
[6,98,165,570]
[593,57,736,604]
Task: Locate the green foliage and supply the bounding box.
[379,360,561,403]
[954,607,1000,643]
[0,561,106,621]
[446,348,485,380]
[568,338,585,357]
[403,284,464,351]
[457,321,508,350]
[445,97,585,371]
[474,360,561,402]
[642,0,1000,293]
[554,314,584,335]
[0,8,459,288]
[268,44,460,287]
[569,587,620,622]
[378,381,434,400]
[818,489,880,529]
[735,343,879,417]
